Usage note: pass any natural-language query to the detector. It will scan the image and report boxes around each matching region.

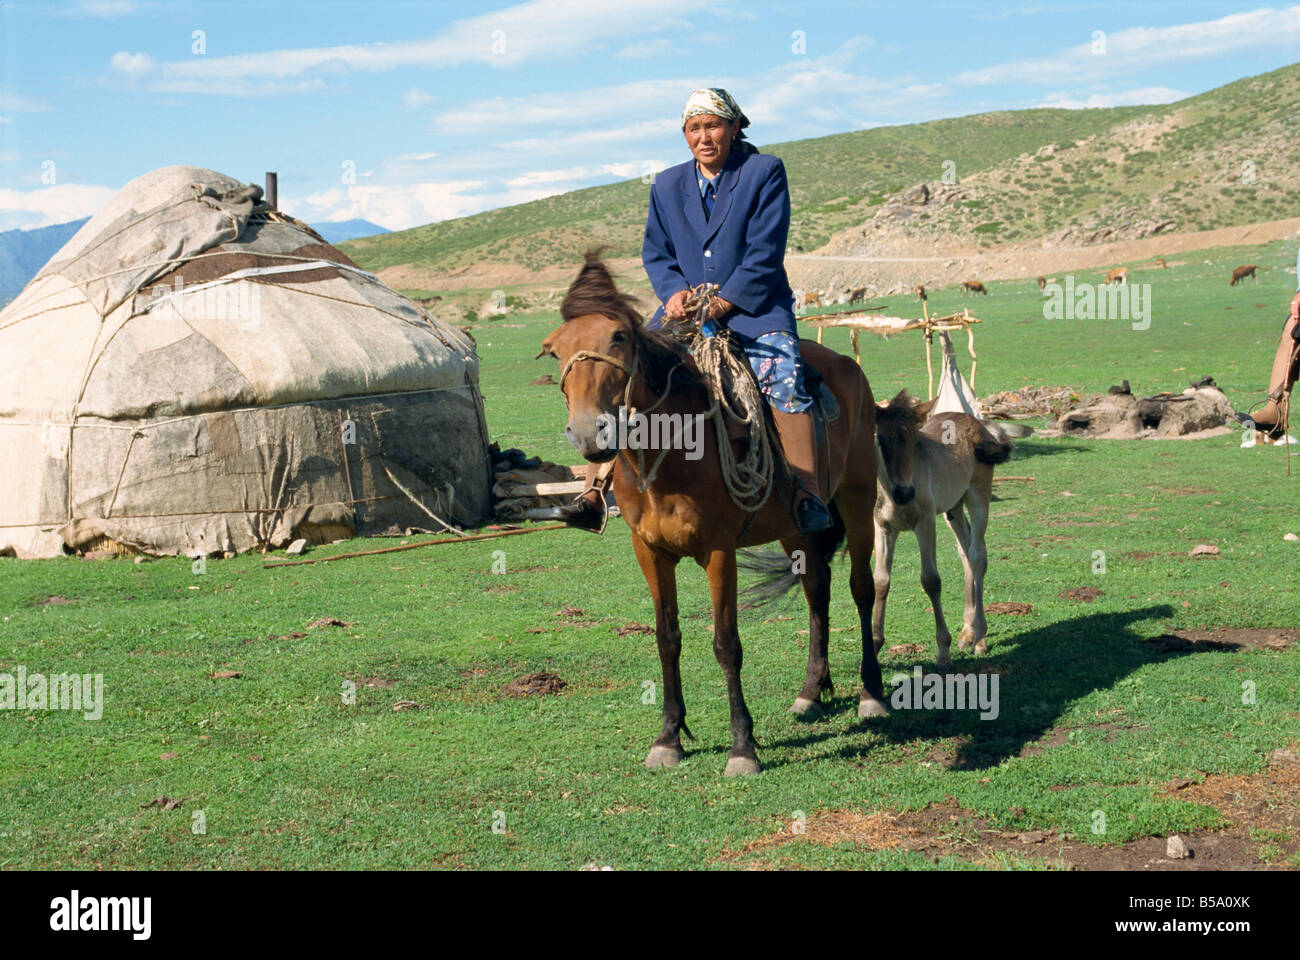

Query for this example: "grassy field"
[2,240,1299,870]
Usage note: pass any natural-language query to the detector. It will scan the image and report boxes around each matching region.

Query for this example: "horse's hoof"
[936,660,952,674]
[645,744,685,769]
[789,697,820,716]
[858,698,888,719]
[973,639,988,656]
[955,638,972,651]
[724,755,761,777]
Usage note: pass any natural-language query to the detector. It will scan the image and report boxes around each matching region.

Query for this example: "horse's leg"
[915,512,954,669]
[630,534,688,768]
[837,485,887,718]
[789,535,833,715]
[963,485,992,656]
[871,518,898,655]
[703,547,759,776]
[944,505,979,652]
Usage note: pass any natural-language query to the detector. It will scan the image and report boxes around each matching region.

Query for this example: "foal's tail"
[737,503,847,604]
[974,422,1014,466]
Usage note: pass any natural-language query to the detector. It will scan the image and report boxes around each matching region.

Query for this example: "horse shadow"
[760,604,1181,772]
[1002,438,1091,462]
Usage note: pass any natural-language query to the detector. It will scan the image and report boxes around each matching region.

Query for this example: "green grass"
[2,242,1298,869]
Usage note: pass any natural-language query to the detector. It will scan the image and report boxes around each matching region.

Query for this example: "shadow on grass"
[1005,439,1091,462]
[759,604,1179,772]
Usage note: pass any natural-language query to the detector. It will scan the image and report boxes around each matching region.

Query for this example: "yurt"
[0,165,492,558]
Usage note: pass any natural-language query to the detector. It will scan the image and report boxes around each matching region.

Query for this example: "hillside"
[340,62,1300,297]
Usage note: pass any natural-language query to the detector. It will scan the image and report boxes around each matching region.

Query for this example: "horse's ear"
[537,329,559,360]
[914,397,938,421]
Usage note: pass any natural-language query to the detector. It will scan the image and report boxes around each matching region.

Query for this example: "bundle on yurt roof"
[0,165,492,558]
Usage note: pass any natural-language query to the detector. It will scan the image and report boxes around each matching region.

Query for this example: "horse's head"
[875,389,935,505]
[539,310,638,462]
[539,250,655,462]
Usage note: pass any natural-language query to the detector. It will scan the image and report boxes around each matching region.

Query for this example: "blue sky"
[1,0,1298,232]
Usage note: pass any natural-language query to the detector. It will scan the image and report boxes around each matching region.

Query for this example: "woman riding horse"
[556,88,833,535]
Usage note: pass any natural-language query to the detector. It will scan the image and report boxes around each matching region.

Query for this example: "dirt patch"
[1142,627,1296,653]
[724,750,1300,869]
[306,617,354,628]
[502,671,567,697]
[530,374,557,386]
[614,623,655,637]
[352,676,397,689]
[1060,587,1104,603]
[36,595,73,606]
[985,601,1034,615]
[1121,551,1157,561]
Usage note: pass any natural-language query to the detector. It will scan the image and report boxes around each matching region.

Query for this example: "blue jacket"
[642,147,797,340]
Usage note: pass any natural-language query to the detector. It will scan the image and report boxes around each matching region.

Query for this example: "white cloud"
[403,88,436,108]
[953,7,1300,87]
[283,180,576,230]
[617,38,676,59]
[1039,86,1188,109]
[396,152,440,162]
[105,0,714,95]
[75,0,139,16]
[0,183,117,231]
[110,51,155,76]
[0,88,48,113]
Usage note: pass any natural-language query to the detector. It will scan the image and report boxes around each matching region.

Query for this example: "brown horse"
[962,280,987,296]
[1105,267,1127,285]
[1154,257,1167,270]
[1231,264,1257,286]
[1036,275,1047,291]
[913,283,927,302]
[538,252,885,776]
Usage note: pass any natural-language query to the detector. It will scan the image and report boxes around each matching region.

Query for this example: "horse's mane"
[561,248,703,395]
[876,389,920,448]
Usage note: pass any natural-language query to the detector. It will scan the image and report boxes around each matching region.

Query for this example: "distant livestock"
[1230,264,1257,286]
[962,280,988,296]
[914,284,927,302]
[1105,267,1127,285]
[1036,276,1046,290]
[848,286,868,305]
[1154,257,1167,269]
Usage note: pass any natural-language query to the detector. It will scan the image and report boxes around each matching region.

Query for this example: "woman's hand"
[664,289,691,321]
[706,295,734,323]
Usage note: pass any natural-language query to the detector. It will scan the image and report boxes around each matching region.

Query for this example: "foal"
[872,391,1011,668]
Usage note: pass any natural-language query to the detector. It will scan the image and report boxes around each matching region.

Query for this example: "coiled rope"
[677,284,777,512]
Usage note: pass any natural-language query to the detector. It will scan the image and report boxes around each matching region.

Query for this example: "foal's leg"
[914,512,954,669]
[963,485,992,655]
[871,519,899,655]
[788,536,834,715]
[704,547,760,776]
[944,505,980,652]
[631,535,688,768]
[836,485,888,718]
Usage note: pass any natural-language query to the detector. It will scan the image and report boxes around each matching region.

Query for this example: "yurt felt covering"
[0,166,492,557]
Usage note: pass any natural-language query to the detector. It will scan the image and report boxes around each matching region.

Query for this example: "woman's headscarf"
[681,88,757,153]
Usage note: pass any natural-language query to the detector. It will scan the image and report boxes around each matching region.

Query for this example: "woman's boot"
[771,409,832,534]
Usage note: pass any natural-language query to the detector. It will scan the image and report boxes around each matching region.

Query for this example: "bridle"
[557,339,688,493]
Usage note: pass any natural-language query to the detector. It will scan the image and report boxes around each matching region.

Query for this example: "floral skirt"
[740,330,814,414]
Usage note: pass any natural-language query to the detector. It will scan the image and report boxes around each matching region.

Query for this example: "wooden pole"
[265,172,278,210]
[263,524,569,568]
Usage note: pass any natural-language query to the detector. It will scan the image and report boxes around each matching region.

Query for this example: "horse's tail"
[974,422,1014,465]
[737,503,846,605]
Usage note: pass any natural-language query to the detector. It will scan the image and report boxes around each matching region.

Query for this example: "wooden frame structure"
[801,303,983,400]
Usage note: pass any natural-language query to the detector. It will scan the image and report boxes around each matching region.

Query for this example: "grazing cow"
[962,280,987,296]
[1154,257,1167,269]
[1105,267,1127,285]
[800,290,821,310]
[1230,264,1257,286]
[914,284,927,302]
[1036,276,1047,290]
[848,286,868,305]
[872,392,1012,664]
